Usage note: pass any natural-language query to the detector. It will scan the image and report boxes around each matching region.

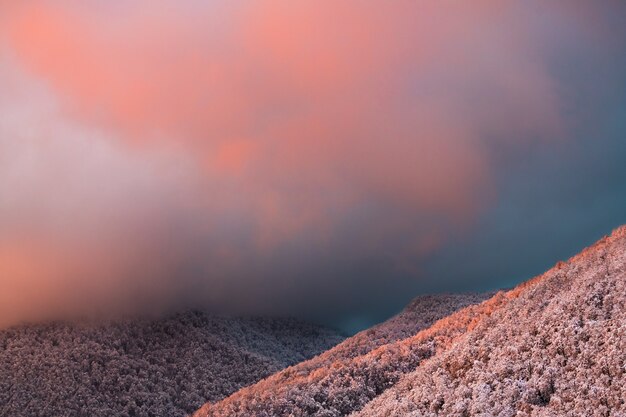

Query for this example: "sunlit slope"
[355,226,626,416]
[195,226,626,417]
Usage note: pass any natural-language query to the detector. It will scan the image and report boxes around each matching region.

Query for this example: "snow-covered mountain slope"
[354,226,626,417]
[193,293,490,417]
[194,226,626,417]
[0,312,343,417]
[318,293,491,364]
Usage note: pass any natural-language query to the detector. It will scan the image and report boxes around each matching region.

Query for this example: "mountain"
[354,226,626,416]
[193,293,490,416]
[194,225,626,417]
[307,293,491,364]
[0,312,344,417]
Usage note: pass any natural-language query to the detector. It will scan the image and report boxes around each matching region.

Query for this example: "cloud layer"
[1,1,625,329]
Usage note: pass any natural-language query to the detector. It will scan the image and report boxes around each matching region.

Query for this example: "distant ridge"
[194,225,626,417]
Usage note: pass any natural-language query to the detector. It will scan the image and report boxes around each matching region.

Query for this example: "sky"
[1,1,625,332]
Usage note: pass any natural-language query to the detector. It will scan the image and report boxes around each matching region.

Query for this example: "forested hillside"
[0,312,343,417]
[193,292,490,416]
[195,226,626,417]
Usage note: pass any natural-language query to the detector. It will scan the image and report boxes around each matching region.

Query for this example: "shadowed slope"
[0,312,343,417]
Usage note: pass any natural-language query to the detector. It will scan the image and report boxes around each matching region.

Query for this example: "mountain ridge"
[194,225,626,417]
[353,224,626,416]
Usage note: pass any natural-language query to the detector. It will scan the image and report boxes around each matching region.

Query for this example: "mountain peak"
[610,223,626,239]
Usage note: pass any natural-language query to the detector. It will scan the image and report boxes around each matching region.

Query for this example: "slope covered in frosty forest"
[195,226,626,417]
[0,312,343,417]
[193,293,490,416]
[354,226,626,417]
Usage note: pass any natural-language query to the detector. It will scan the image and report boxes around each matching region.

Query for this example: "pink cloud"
[0,1,588,325]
